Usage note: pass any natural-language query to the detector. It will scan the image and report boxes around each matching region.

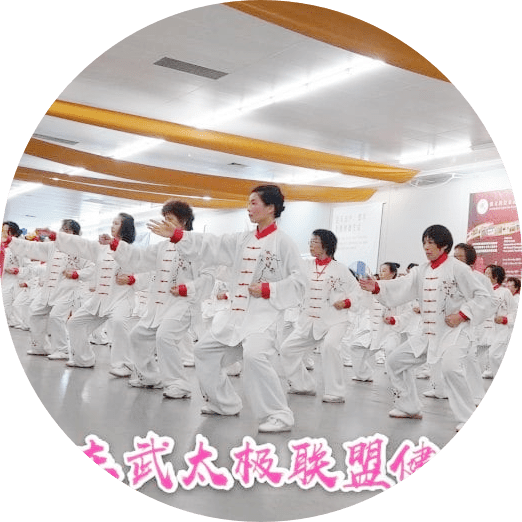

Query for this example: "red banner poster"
[467,189,521,276]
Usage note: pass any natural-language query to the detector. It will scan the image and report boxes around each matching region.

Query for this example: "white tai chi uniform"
[112,238,213,393]
[55,232,141,369]
[1,244,29,327]
[280,257,362,399]
[172,224,306,426]
[374,255,494,425]
[8,237,94,357]
[487,283,516,376]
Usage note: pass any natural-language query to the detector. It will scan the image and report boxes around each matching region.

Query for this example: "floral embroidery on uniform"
[257,250,280,281]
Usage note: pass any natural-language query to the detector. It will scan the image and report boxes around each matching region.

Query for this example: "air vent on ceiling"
[154,57,228,80]
[409,173,458,188]
[33,133,79,146]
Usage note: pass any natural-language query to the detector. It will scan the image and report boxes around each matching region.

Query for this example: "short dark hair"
[251,185,285,218]
[61,219,81,235]
[381,262,400,279]
[422,225,453,253]
[312,229,337,258]
[454,243,477,266]
[506,276,521,293]
[161,200,194,231]
[118,213,136,244]
[486,264,506,285]
[407,263,418,271]
[3,221,22,237]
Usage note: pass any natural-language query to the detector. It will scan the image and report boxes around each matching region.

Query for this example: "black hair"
[61,219,81,235]
[486,264,506,285]
[422,224,453,253]
[118,213,136,244]
[506,276,521,293]
[407,263,418,271]
[312,229,337,258]
[454,242,477,266]
[3,221,22,237]
[251,185,285,218]
[381,262,400,279]
[161,199,195,231]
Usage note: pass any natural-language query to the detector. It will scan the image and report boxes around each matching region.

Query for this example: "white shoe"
[456,422,465,432]
[163,387,191,399]
[352,377,373,382]
[48,351,69,360]
[389,408,423,419]
[343,360,353,367]
[200,405,239,416]
[482,370,494,379]
[27,349,51,356]
[423,390,448,399]
[128,378,162,389]
[416,371,430,379]
[109,366,132,378]
[226,361,242,376]
[322,395,345,403]
[65,360,94,368]
[258,417,292,433]
[287,386,316,396]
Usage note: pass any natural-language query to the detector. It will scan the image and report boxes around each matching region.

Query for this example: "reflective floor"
[8,327,489,521]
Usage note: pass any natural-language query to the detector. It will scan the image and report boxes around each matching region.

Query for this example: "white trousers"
[387,332,476,423]
[67,300,133,368]
[130,311,192,392]
[350,345,374,381]
[29,301,74,355]
[280,322,348,398]
[489,337,510,376]
[194,323,294,425]
[464,343,486,403]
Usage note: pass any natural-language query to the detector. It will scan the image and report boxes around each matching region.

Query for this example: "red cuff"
[343,299,351,309]
[127,275,136,286]
[170,229,184,243]
[178,284,187,297]
[49,232,57,241]
[458,311,469,321]
[71,271,79,280]
[372,282,380,294]
[502,316,508,325]
[110,237,120,251]
[388,317,396,325]
[12,267,19,275]
[261,282,270,299]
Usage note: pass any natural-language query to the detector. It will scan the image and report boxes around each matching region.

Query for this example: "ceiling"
[5,1,504,234]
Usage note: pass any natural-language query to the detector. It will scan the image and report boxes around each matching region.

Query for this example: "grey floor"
[9,327,490,521]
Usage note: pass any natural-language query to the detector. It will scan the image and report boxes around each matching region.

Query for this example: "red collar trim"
[431,252,448,269]
[493,284,501,290]
[255,222,277,240]
[315,257,332,267]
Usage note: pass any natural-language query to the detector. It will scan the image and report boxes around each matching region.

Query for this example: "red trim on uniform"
[315,257,332,266]
[502,316,508,325]
[71,271,79,280]
[343,299,351,309]
[127,275,136,286]
[458,311,470,321]
[49,232,57,241]
[372,282,380,294]
[261,282,271,299]
[178,284,187,297]
[387,316,396,325]
[430,252,448,269]
[110,237,120,251]
[12,267,19,275]
[170,228,184,243]
[255,222,277,240]
[493,284,500,290]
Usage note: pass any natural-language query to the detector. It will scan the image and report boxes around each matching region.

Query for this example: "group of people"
[1,184,519,433]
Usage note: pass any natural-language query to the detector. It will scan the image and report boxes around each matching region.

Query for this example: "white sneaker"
[258,417,292,433]
[389,408,423,419]
[27,349,51,356]
[287,386,316,396]
[482,370,494,379]
[48,351,69,360]
[322,395,345,403]
[423,390,448,399]
[226,361,242,376]
[128,378,162,389]
[163,387,191,399]
[109,366,132,378]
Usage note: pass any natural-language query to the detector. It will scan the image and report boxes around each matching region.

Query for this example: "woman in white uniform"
[148,185,306,433]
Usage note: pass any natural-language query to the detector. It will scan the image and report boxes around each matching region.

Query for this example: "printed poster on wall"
[331,202,383,275]
[467,189,521,276]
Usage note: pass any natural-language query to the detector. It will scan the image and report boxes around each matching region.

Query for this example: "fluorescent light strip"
[399,144,472,164]
[8,182,43,198]
[110,137,165,160]
[193,57,386,128]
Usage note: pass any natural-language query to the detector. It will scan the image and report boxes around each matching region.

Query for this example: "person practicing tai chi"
[279,229,362,403]
[360,224,494,432]
[148,185,306,433]
[110,199,213,398]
